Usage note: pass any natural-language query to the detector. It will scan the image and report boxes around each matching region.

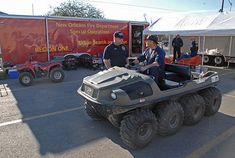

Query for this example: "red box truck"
[0,15,148,65]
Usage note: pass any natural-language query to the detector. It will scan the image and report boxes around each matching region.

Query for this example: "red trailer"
[0,15,148,65]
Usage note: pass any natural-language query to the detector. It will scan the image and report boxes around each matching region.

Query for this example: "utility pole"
[228,0,232,11]
[32,3,34,15]
[143,13,147,22]
[219,0,225,12]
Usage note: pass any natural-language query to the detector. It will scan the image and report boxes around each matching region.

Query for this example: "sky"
[0,0,234,22]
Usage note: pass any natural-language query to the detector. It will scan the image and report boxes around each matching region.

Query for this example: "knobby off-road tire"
[50,67,65,83]
[108,115,121,128]
[85,100,104,120]
[179,93,205,125]
[120,109,157,149]
[199,87,222,116]
[155,101,184,136]
[19,72,33,86]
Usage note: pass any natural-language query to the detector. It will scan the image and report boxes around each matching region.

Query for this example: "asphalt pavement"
[0,66,235,158]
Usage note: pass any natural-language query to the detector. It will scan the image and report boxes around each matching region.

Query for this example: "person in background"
[172,34,183,61]
[133,35,165,84]
[103,31,129,69]
[190,39,198,57]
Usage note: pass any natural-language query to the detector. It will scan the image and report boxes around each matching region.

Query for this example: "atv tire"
[179,93,205,125]
[199,87,222,116]
[108,115,121,128]
[85,100,104,120]
[50,67,64,83]
[120,109,157,149]
[19,72,33,86]
[155,101,184,136]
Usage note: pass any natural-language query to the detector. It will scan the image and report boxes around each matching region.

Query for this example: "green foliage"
[47,0,104,19]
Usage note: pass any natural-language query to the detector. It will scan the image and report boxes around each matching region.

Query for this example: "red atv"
[16,59,65,86]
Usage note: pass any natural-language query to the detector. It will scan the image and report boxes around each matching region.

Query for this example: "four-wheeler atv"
[78,63,221,149]
[16,60,64,86]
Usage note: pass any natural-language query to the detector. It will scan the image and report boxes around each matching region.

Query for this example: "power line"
[85,0,184,12]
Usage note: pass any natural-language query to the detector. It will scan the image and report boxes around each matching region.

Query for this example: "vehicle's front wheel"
[120,109,157,149]
[179,93,205,125]
[203,55,211,65]
[199,87,222,116]
[19,72,33,86]
[50,67,64,82]
[85,100,104,120]
[155,101,184,136]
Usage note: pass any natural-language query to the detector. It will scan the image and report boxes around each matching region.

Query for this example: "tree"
[47,0,104,19]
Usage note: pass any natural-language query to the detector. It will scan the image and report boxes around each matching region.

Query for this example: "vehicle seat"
[38,62,52,67]
[165,64,192,82]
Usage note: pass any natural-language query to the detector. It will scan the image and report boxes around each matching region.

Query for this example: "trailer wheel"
[85,100,104,120]
[120,109,157,149]
[213,56,225,66]
[50,67,64,82]
[199,87,222,116]
[155,101,184,136]
[203,55,211,65]
[179,93,205,125]
[19,72,33,86]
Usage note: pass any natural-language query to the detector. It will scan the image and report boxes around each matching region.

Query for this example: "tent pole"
[168,35,171,56]
[198,36,200,51]
[227,36,233,67]
[202,36,205,52]
[202,36,206,66]
[229,36,232,56]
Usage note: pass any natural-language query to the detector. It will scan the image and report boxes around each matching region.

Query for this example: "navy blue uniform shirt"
[103,43,128,67]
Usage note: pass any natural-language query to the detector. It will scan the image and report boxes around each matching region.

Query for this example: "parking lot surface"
[0,67,235,158]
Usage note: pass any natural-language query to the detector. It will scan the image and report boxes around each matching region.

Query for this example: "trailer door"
[130,24,145,56]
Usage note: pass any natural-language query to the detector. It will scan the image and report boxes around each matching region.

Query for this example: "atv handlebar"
[127,62,142,72]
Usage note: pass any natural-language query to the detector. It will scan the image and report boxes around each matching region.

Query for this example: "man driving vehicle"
[133,35,166,84]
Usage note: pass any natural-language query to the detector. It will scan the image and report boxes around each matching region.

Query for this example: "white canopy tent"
[143,12,235,65]
[144,12,235,36]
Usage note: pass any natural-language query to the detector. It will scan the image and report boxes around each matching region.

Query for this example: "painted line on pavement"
[220,71,234,76]
[186,125,235,158]
[2,79,83,93]
[0,106,84,128]
[223,94,235,99]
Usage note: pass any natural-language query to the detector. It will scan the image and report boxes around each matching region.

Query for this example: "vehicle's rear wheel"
[155,101,184,136]
[179,93,205,125]
[85,100,104,120]
[199,87,222,116]
[50,67,64,82]
[213,56,225,66]
[120,109,157,149]
[19,72,33,86]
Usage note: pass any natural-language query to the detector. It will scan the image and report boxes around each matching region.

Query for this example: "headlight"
[110,92,117,100]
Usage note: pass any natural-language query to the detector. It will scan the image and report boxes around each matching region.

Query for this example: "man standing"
[133,35,165,84]
[103,31,129,69]
[190,39,198,57]
[172,34,183,61]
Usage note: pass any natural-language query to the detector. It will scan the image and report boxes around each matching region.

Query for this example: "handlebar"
[127,62,142,72]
